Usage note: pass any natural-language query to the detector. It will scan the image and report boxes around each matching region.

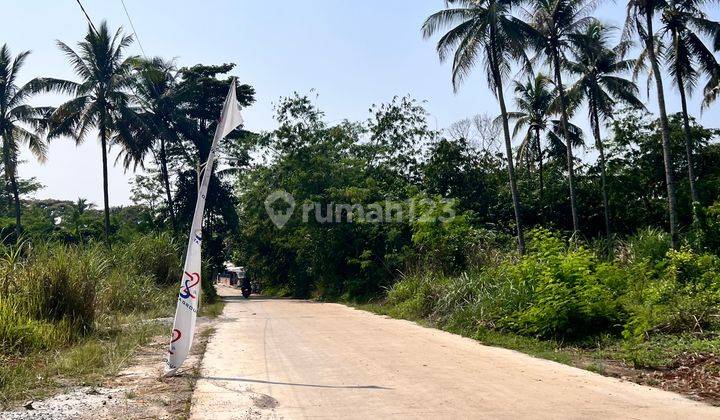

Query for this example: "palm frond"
[12,126,47,162]
[422,8,476,40]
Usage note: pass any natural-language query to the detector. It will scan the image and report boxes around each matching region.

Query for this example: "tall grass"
[0,234,181,354]
[383,227,720,343]
[0,297,71,353]
[114,232,181,286]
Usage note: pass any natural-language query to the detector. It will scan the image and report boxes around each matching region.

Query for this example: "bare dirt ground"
[574,351,720,404]
[1,318,216,420]
[190,286,720,419]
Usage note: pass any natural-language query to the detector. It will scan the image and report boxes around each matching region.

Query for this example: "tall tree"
[170,64,254,273]
[527,0,596,235]
[173,64,255,168]
[422,0,532,254]
[625,0,680,247]
[0,45,51,240]
[506,74,556,200]
[41,22,140,241]
[125,57,186,231]
[659,0,720,207]
[566,22,644,236]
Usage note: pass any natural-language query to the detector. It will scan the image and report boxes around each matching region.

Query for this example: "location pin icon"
[264,190,296,229]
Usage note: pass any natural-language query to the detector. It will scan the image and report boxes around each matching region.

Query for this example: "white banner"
[164,79,243,376]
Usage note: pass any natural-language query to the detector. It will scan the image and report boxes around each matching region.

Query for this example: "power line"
[74,0,99,36]
[120,0,147,58]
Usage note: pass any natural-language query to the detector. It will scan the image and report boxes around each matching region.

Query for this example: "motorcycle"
[240,276,252,299]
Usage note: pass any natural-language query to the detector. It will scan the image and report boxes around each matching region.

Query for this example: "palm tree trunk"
[646,10,679,248]
[489,30,525,254]
[2,136,21,240]
[535,126,544,201]
[591,99,611,237]
[159,136,177,231]
[672,31,699,208]
[678,79,699,205]
[498,84,526,255]
[10,170,21,240]
[525,143,532,188]
[552,50,580,234]
[99,116,111,242]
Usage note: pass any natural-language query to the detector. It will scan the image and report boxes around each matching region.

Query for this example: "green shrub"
[620,227,671,265]
[21,245,107,335]
[386,229,630,339]
[623,247,720,339]
[0,297,71,353]
[116,233,181,285]
[500,229,627,338]
[410,196,476,274]
[386,272,447,319]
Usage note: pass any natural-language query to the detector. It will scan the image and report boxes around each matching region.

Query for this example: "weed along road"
[189,286,719,419]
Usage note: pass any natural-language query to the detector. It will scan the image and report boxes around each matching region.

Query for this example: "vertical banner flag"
[164,79,244,376]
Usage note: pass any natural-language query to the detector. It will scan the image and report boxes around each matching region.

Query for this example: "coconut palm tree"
[566,22,644,236]
[659,0,720,207]
[506,74,555,199]
[40,22,140,241]
[122,57,190,231]
[0,45,51,240]
[625,0,680,248]
[422,0,532,254]
[526,0,597,235]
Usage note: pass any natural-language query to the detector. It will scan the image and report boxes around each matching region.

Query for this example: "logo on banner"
[168,328,182,354]
[179,271,200,300]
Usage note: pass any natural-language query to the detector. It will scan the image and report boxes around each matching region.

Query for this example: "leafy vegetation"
[3,0,720,405]
[0,233,203,407]
[381,227,720,338]
[234,92,720,396]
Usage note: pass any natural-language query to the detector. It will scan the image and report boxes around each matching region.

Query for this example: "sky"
[3,0,719,206]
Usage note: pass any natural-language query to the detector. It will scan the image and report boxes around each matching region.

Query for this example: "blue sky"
[4,0,719,205]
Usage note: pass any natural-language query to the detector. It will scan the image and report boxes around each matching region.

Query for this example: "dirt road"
[189,286,719,419]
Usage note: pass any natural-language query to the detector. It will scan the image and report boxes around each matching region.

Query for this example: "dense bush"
[0,297,71,353]
[0,234,181,354]
[623,247,720,339]
[410,196,476,274]
[235,97,720,303]
[384,227,720,342]
[115,232,181,286]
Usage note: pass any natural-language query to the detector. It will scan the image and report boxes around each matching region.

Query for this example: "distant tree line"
[423,0,720,251]
[0,21,255,273]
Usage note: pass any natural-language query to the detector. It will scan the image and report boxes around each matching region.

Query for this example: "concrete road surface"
[189,286,720,419]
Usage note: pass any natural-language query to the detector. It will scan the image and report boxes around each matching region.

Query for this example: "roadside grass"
[199,301,224,318]
[0,313,166,408]
[0,233,232,412]
[594,333,720,369]
[1,296,222,409]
